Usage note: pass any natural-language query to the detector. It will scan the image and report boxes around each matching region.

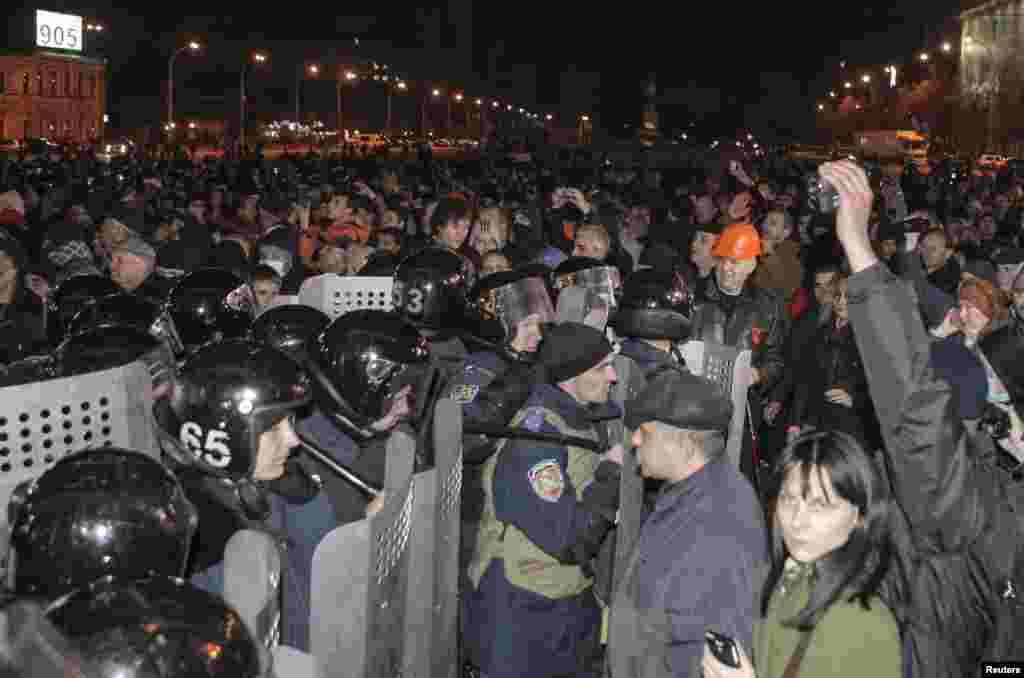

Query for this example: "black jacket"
[689,277,788,395]
[849,263,1024,676]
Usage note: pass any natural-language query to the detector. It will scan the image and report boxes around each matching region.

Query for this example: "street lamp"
[432,88,441,97]
[546,113,553,121]
[844,81,852,89]
[818,103,825,111]
[919,53,930,62]
[240,51,268,152]
[168,41,202,135]
[296,63,319,124]
[86,23,104,32]
[861,74,871,83]
[942,42,952,53]
[829,90,836,98]
[345,71,357,81]
[386,80,408,132]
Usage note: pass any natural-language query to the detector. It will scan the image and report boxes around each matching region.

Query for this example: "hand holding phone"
[705,631,741,669]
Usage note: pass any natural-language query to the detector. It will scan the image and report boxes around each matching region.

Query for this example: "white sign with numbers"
[36,10,83,52]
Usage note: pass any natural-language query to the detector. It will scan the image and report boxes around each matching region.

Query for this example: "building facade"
[958,0,1024,151]
[0,48,106,142]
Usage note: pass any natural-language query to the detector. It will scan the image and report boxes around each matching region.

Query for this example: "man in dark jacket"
[822,159,1024,677]
[689,222,787,481]
[608,369,767,678]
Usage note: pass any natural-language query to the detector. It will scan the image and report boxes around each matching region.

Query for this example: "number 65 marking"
[180,422,232,468]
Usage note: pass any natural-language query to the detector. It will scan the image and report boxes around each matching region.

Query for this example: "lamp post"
[337,70,357,145]
[240,51,268,154]
[168,41,201,137]
[385,80,407,133]
[297,63,319,124]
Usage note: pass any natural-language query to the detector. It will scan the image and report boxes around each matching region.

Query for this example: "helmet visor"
[495,277,555,335]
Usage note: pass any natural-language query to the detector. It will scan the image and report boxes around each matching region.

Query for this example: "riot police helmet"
[610,269,693,341]
[164,268,254,355]
[392,247,470,336]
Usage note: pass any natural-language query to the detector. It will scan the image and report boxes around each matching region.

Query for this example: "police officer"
[298,309,430,523]
[392,246,472,380]
[154,338,331,651]
[456,265,556,576]
[163,268,255,356]
[689,221,787,481]
[464,322,623,678]
[7,447,198,601]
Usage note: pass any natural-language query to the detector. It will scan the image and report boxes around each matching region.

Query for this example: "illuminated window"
[49,72,57,97]
[22,73,29,95]
[0,72,5,94]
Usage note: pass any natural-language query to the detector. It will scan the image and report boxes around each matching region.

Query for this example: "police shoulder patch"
[450,383,480,404]
[528,458,565,503]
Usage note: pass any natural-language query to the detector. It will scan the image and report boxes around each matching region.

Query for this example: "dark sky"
[8,0,963,140]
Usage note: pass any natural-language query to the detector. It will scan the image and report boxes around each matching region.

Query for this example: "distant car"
[97,139,134,162]
[0,138,20,153]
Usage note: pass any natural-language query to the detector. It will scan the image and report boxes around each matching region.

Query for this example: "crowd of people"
[0,139,1020,677]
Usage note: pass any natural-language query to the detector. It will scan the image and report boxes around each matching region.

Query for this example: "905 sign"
[36,10,83,52]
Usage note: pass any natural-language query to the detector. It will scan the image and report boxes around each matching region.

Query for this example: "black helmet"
[310,310,429,438]
[46,275,120,343]
[66,292,182,353]
[157,339,310,479]
[250,305,330,363]
[611,269,693,341]
[464,264,553,354]
[0,354,56,387]
[53,324,176,394]
[392,247,470,335]
[8,448,198,599]
[165,268,254,354]
[45,576,264,678]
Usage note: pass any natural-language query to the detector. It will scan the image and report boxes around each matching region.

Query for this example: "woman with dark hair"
[703,430,906,678]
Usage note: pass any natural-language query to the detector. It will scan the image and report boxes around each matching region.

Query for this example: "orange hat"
[712,222,761,259]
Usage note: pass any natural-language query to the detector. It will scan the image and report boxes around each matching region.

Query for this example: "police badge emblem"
[528,458,565,502]
[450,383,480,404]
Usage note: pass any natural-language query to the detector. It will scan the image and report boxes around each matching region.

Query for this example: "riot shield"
[309,427,416,678]
[403,397,463,678]
[298,274,394,320]
[223,529,282,653]
[680,341,753,469]
[0,360,158,581]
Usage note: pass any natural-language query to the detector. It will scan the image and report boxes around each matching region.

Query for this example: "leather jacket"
[689,276,788,394]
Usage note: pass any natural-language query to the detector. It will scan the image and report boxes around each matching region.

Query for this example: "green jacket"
[754,562,901,678]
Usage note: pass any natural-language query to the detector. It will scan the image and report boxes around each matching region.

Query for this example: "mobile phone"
[705,630,741,669]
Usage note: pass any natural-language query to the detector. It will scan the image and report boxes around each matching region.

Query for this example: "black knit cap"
[625,369,732,432]
[538,321,612,384]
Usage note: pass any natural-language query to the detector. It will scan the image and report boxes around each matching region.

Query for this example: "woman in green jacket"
[704,430,908,678]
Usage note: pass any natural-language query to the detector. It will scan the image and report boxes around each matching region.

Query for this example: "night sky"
[7,1,963,141]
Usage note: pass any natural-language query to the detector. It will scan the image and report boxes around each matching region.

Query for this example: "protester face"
[693,195,717,225]
[474,209,508,255]
[573,234,607,260]
[690,231,718,267]
[833,278,849,322]
[252,279,280,308]
[318,244,348,274]
[921,232,949,271]
[959,297,991,335]
[377,232,401,256]
[510,314,543,354]
[777,464,861,563]
[381,210,401,228]
[253,416,299,481]
[347,245,372,275]
[0,253,17,296]
[480,252,512,276]
[570,353,617,404]
[760,211,790,252]
[189,201,207,223]
[631,421,681,480]
[715,256,757,293]
[813,271,838,307]
[110,251,151,292]
[438,217,471,251]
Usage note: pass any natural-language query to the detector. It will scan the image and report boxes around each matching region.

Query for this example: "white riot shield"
[0,361,157,581]
[609,354,644,597]
[223,529,283,652]
[310,428,416,678]
[298,274,393,320]
[403,398,463,678]
[681,340,753,469]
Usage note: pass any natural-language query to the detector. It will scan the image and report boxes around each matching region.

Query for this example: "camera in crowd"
[980,401,1012,441]
[806,173,840,215]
